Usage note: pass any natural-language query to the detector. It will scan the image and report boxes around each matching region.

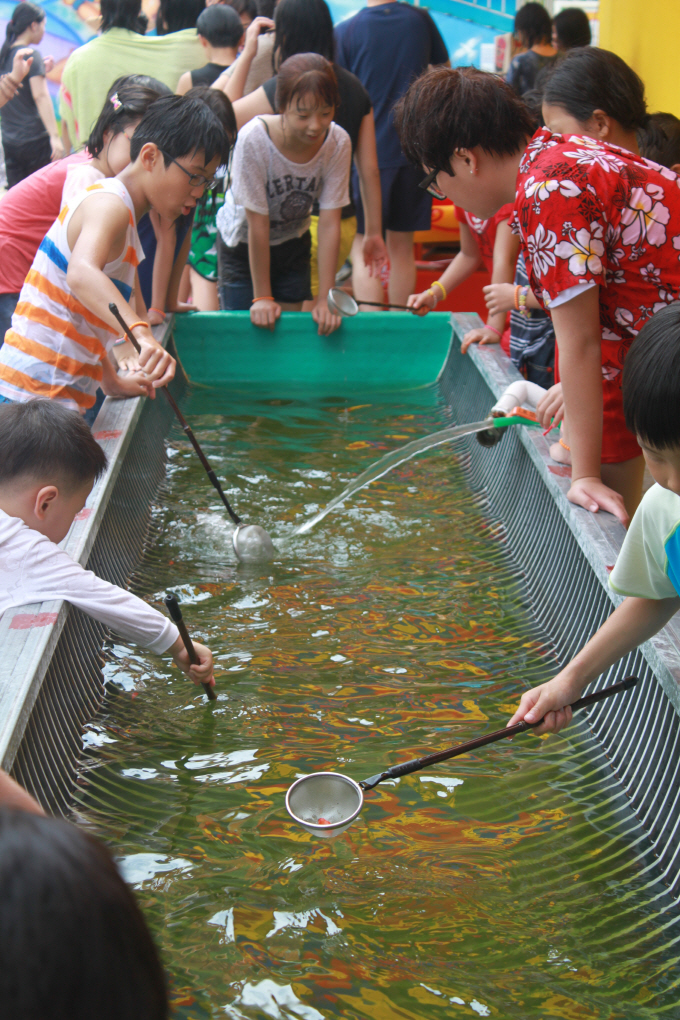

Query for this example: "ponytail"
[0,2,45,67]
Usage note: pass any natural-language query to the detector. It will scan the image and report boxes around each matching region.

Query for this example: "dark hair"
[225,0,257,22]
[184,85,237,148]
[276,52,339,113]
[553,7,591,49]
[543,47,647,132]
[100,0,143,33]
[0,400,107,490]
[514,2,552,47]
[87,75,172,158]
[256,0,275,17]
[638,112,680,170]
[197,3,243,46]
[274,0,334,65]
[130,94,233,166]
[157,0,205,34]
[0,2,44,65]
[0,810,168,1020]
[394,66,536,177]
[623,303,680,449]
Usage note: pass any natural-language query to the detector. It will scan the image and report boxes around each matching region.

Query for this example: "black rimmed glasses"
[164,154,218,190]
[419,166,447,201]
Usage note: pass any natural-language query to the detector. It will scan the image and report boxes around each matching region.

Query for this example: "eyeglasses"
[419,166,447,201]
[164,154,218,190]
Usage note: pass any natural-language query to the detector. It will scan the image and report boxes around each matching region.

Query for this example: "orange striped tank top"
[0,178,144,412]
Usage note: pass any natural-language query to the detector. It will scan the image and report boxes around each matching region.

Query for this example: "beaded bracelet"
[431,279,447,301]
[518,285,531,319]
[484,323,502,338]
[514,285,521,310]
[128,320,149,331]
[149,307,165,318]
[252,296,275,304]
[559,438,571,452]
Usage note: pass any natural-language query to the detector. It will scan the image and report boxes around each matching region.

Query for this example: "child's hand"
[362,233,388,277]
[406,289,437,316]
[461,325,501,354]
[242,16,274,57]
[111,340,141,371]
[11,47,34,82]
[250,298,281,331]
[170,636,215,689]
[148,307,165,326]
[506,671,585,735]
[102,368,154,400]
[484,282,515,316]
[311,296,342,336]
[136,331,176,388]
[536,382,564,428]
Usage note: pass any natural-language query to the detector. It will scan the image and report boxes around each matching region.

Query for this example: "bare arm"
[353,111,387,276]
[30,75,64,160]
[508,596,680,734]
[312,207,343,336]
[215,18,274,104]
[232,85,273,132]
[66,193,175,387]
[149,212,177,322]
[176,70,192,96]
[166,217,194,312]
[546,285,628,525]
[408,218,482,316]
[246,208,279,330]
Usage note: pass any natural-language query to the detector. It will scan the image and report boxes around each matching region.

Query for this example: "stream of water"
[75,388,680,1019]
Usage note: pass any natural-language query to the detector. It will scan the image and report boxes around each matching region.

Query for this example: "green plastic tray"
[171,311,453,394]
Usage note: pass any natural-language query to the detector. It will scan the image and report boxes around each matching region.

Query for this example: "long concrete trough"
[2,311,680,898]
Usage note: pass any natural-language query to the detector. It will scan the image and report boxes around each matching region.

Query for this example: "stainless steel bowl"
[327,288,359,317]
[232,524,276,564]
[285,772,364,838]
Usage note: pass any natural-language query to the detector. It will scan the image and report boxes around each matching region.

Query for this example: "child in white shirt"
[0,399,214,691]
[508,303,680,734]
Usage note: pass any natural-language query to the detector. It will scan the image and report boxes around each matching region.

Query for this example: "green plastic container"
[171,311,453,394]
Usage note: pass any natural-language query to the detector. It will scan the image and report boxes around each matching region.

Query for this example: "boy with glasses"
[0,95,230,415]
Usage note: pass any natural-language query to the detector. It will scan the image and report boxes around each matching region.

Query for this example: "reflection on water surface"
[77,389,679,1018]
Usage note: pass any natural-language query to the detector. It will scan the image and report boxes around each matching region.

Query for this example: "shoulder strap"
[257,116,271,138]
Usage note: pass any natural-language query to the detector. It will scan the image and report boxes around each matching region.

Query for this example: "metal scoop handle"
[164,593,217,700]
[359,675,639,791]
[108,303,241,525]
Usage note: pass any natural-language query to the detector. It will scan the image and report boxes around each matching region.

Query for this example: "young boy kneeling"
[509,303,680,735]
[0,400,214,692]
[0,95,231,415]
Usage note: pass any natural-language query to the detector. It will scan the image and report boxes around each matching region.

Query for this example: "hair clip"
[110,92,122,111]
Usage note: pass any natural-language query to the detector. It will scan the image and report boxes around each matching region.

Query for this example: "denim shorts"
[217,231,312,310]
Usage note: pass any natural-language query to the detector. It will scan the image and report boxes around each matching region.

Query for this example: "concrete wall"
[599,0,680,118]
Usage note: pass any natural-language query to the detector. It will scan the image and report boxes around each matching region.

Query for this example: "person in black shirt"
[0,2,63,188]
[506,2,556,98]
[177,4,244,93]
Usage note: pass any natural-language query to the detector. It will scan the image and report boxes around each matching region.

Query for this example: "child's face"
[283,96,335,146]
[36,480,94,545]
[150,148,221,221]
[638,440,680,496]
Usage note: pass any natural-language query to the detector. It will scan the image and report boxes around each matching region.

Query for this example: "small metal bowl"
[327,288,359,317]
[285,772,364,838]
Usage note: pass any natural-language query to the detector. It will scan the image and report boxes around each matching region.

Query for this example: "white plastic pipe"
[491,380,546,416]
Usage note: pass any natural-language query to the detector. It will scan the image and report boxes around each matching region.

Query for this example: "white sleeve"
[317,126,351,210]
[231,125,270,215]
[10,533,179,654]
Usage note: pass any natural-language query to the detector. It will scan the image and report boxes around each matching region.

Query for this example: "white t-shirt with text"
[218,117,351,248]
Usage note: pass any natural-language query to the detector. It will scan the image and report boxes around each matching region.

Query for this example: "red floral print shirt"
[513,127,680,462]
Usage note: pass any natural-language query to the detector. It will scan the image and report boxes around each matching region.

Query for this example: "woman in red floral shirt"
[395,62,680,526]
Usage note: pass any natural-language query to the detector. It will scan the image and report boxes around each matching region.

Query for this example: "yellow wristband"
[431,279,447,301]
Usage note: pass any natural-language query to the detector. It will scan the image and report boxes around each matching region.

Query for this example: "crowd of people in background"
[1,0,680,1014]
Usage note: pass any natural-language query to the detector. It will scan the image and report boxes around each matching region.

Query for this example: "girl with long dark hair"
[0,2,63,186]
